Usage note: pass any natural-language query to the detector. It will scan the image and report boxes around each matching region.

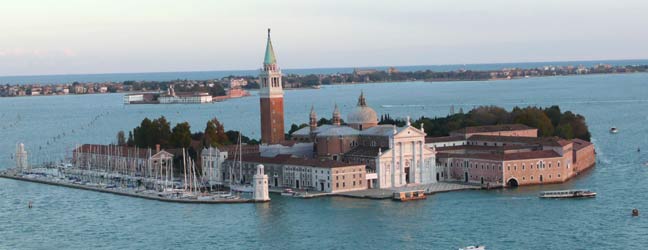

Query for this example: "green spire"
[264,28,277,65]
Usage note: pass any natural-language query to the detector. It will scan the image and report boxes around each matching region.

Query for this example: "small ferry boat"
[392,190,427,201]
[281,188,295,196]
[459,246,486,250]
[539,189,596,198]
[610,127,618,134]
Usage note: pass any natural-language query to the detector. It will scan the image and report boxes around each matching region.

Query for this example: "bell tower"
[259,28,285,144]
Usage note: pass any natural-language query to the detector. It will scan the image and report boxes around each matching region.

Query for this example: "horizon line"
[1,58,647,79]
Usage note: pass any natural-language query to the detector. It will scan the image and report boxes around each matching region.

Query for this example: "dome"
[346,92,378,126]
[347,106,378,124]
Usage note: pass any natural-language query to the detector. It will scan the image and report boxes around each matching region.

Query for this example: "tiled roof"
[437,150,561,161]
[454,124,535,134]
[316,126,360,137]
[230,154,362,169]
[425,135,465,143]
[572,138,593,151]
[467,135,570,147]
[74,144,161,159]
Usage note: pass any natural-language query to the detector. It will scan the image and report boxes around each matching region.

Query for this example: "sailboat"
[229,132,254,193]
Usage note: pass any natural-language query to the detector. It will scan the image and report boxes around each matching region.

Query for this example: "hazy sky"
[1,0,647,76]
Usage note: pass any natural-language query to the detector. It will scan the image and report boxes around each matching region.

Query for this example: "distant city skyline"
[1,0,647,76]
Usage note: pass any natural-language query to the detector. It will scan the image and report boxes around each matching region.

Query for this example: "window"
[336,183,339,188]
[343,183,345,187]
[558,162,561,168]
[353,181,356,186]
[521,164,524,170]
[531,176,534,180]
[360,180,363,185]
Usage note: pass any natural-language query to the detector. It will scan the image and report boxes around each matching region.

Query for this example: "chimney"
[155,144,160,153]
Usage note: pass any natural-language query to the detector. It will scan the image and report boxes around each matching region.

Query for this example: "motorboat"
[392,190,427,201]
[610,127,618,134]
[539,189,596,198]
[281,188,295,196]
[459,246,486,250]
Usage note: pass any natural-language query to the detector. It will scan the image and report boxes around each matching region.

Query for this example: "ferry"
[392,190,427,201]
[610,127,618,134]
[539,189,596,198]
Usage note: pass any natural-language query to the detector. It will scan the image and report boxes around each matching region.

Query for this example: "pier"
[0,169,263,204]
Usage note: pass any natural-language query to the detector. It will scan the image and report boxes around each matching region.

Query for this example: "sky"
[1,0,647,76]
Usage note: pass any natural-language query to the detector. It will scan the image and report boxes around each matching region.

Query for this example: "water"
[2,59,648,85]
[1,73,648,249]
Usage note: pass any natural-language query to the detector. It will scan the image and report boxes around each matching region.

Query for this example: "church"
[219,29,439,192]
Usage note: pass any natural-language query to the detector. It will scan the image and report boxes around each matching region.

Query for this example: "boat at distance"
[610,127,618,134]
[392,190,426,201]
[459,246,486,250]
[539,189,596,198]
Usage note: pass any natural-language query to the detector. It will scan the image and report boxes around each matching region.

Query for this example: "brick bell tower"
[259,28,285,144]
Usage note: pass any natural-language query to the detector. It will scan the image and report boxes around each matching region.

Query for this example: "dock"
[334,182,480,199]
[0,170,262,204]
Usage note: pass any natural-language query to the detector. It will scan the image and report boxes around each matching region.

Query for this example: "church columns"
[411,141,416,184]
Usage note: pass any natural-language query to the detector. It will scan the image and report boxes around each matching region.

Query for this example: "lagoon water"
[1,73,648,249]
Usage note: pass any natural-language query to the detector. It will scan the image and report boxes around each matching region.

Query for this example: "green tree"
[116,131,126,146]
[170,122,192,148]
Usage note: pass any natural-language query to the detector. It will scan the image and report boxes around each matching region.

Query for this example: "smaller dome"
[346,92,378,126]
[347,106,378,125]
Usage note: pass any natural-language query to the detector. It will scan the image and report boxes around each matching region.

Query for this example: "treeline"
[280,70,492,87]
[379,105,591,141]
[116,116,259,150]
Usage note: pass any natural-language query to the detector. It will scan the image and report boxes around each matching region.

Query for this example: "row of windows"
[507,161,561,171]
[335,180,363,188]
[520,173,561,181]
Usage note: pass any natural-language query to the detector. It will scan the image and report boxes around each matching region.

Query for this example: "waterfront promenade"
[336,182,480,199]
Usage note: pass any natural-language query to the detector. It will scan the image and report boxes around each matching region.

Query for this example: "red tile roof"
[437,150,562,161]
[425,135,465,143]
[454,124,535,134]
[572,138,593,151]
[467,135,570,147]
[230,154,363,169]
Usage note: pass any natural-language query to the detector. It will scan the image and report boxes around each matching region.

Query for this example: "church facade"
[291,93,438,189]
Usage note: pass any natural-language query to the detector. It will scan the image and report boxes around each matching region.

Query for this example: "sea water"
[1,73,648,249]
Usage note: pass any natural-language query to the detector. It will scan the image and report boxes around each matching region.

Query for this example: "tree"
[170,122,192,148]
[127,131,134,146]
[116,131,126,146]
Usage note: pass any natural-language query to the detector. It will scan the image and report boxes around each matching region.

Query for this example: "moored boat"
[539,189,596,198]
[281,188,295,196]
[392,190,426,201]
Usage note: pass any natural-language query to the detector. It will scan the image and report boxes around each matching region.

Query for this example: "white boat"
[459,246,485,250]
[610,127,618,134]
[539,189,596,198]
[281,188,295,196]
